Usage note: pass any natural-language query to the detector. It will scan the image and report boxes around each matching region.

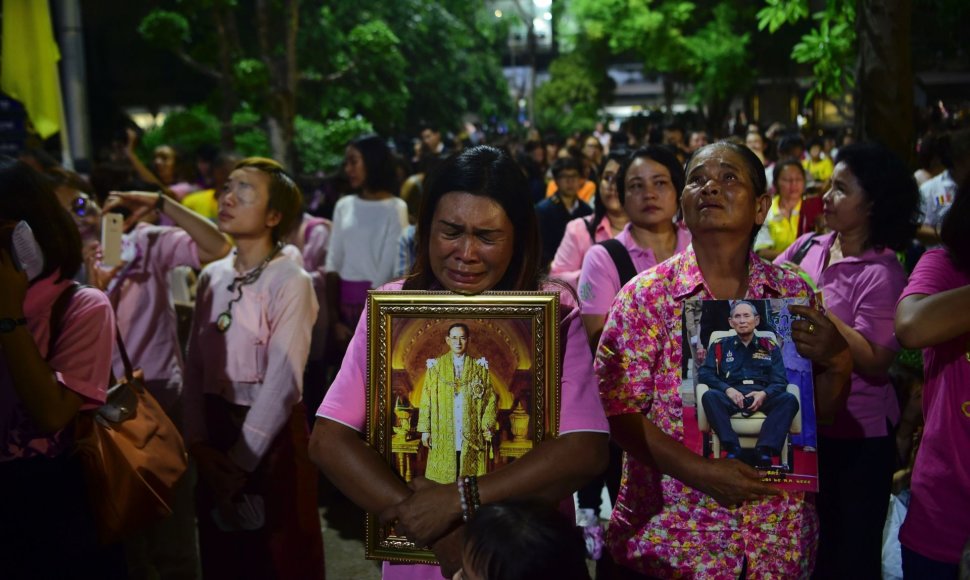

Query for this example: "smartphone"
[101,213,124,267]
[10,221,44,281]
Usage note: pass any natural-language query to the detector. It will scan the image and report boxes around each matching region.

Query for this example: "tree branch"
[172,47,223,81]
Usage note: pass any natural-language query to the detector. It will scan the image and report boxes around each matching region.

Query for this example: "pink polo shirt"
[897,249,970,564]
[183,252,318,472]
[318,280,609,580]
[578,224,691,316]
[108,223,200,412]
[776,232,905,437]
[549,215,614,291]
[1,274,114,461]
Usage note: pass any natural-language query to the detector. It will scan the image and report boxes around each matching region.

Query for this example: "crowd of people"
[0,113,968,580]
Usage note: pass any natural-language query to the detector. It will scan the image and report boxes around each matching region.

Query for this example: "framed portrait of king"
[364,291,562,564]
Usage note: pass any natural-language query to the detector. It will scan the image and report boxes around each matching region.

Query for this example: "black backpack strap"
[790,233,821,265]
[599,239,637,287]
[47,283,82,357]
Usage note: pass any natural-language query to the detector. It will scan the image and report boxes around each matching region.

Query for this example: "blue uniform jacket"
[697,334,788,397]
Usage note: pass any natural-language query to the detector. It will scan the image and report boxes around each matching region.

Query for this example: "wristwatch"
[0,317,27,333]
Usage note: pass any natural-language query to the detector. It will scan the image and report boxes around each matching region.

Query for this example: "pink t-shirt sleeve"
[558,307,609,434]
[852,262,907,352]
[316,291,374,432]
[549,218,592,291]
[899,249,955,300]
[143,225,201,271]
[578,244,620,316]
[50,287,115,409]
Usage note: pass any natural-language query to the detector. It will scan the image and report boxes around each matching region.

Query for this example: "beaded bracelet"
[463,475,481,514]
[457,477,472,522]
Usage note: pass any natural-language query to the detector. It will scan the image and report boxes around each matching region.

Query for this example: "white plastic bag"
[881,490,910,580]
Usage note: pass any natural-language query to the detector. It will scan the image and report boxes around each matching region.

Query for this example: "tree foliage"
[535,47,616,136]
[568,0,757,129]
[138,1,513,173]
[757,0,856,104]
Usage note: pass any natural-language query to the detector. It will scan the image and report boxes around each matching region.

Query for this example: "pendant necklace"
[216,242,283,333]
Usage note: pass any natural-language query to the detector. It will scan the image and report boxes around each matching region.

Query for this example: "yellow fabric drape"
[1,0,62,138]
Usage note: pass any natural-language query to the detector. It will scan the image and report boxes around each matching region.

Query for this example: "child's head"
[456,500,590,580]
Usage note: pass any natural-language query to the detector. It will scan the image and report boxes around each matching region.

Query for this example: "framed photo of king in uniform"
[364,290,562,564]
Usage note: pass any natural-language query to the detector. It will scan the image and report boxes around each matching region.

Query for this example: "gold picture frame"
[364,290,562,564]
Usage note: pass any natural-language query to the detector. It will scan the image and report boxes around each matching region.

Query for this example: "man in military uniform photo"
[698,300,799,468]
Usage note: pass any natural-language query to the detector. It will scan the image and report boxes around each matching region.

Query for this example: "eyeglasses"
[71,196,91,217]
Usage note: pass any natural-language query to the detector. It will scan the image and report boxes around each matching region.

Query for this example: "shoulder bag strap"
[47,283,135,384]
[789,233,821,266]
[599,239,637,287]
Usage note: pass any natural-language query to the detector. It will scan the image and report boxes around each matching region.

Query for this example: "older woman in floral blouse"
[595,141,852,578]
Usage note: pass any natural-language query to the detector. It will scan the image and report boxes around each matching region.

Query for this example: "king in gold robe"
[417,352,497,483]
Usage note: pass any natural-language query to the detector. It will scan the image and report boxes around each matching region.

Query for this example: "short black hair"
[447,322,469,336]
[587,148,631,239]
[616,145,685,206]
[0,156,82,281]
[777,133,806,159]
[551,156,582,180]
[835,142,922,252]
[349,134,399,194]
[404,146,541,292]
[685,141,769,248]
[772,158,806,188]
[463,500,590,580]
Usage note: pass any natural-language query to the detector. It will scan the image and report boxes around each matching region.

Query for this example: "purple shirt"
[107,223,200,411]
[1,275,114,461]
[549,215,614,291]
[578,224,691,316]
[183,252,318,472]
[777,232,904,437]
[897,249,970,563]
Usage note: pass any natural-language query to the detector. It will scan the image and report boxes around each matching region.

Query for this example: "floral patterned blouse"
[595,246,819,579]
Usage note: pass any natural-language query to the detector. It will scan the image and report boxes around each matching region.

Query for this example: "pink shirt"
[318,279,609,580]
[549,215,614,291]
[596,247,819,578]
[107,223,200,411]
[897,249,970,563]
[1,275,114,461]
[578,224,691,316]
[777,232,904,437]
[183,252,318,472]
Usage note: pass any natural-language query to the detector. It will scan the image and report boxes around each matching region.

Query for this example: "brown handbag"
[50,284,189,544]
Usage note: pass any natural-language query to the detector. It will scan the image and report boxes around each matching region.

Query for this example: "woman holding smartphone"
[0,157,124,577]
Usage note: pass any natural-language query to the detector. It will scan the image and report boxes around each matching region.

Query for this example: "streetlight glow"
[494,9,503,18]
